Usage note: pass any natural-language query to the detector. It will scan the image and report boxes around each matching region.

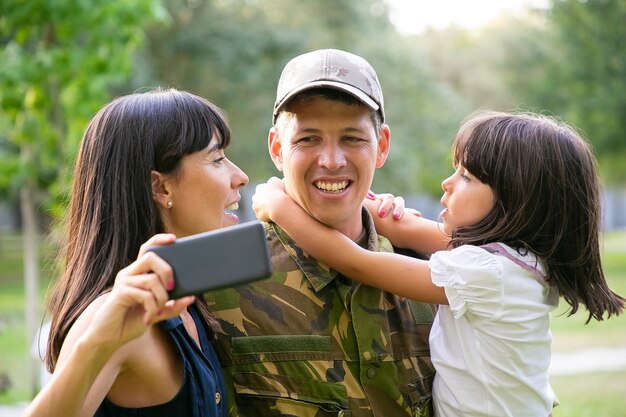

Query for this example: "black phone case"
[147,221,272,298]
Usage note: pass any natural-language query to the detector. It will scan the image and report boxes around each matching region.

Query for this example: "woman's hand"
[252,177,288,222]
[84,234,195,350]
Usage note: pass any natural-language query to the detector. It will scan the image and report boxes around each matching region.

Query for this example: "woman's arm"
[253,178,448,305]
[24,234,194,417]
[364,192,449,255]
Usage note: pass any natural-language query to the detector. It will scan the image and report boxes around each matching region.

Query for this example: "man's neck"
[330,210,367,243]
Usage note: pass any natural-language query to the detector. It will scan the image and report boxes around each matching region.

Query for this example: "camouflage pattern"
[273,48,385,124]
[203,209,435,417]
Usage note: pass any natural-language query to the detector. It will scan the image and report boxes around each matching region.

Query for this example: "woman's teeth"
[225,202,239,211]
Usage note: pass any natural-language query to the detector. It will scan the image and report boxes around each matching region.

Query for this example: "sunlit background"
[387,0,549,34]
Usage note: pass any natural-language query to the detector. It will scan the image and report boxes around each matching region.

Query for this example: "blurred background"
[1,0,625,416]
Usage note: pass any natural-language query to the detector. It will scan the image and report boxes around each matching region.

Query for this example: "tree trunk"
[20,183,40,397]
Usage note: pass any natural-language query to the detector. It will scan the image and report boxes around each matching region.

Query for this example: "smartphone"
[147,221,272,298]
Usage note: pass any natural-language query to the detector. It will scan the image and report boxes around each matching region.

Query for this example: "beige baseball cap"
[273,49,385,124]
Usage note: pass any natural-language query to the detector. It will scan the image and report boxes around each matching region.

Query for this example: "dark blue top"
[95,304,227,416]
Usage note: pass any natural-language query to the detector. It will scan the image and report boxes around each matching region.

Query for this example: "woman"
[24,88,249,417]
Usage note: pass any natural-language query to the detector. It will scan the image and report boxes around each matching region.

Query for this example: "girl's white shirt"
[429,243,559,417]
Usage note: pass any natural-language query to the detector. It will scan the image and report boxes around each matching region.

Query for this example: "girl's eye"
[461,173,470,182]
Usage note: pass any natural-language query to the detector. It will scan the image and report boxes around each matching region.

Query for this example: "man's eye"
[295,136,316,144]
[345,136,365,143]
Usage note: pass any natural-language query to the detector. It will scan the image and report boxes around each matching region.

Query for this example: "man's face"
[269,97,390,240]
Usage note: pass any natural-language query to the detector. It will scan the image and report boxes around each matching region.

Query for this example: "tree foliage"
[130,0,469,196]
[548,0,626,182]
[0,0,168,397]
[0,0,168,212]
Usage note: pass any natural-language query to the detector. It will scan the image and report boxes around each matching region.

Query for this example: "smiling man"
[204,49,436,417]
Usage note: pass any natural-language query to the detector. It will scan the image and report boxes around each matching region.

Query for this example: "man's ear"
[375,124,391,168]
[268,127,284,171]
[151,170,172,209]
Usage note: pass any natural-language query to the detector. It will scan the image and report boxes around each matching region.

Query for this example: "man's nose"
[318,143,347,170]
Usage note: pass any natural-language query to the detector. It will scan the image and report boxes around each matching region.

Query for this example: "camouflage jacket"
[203,210,435,417]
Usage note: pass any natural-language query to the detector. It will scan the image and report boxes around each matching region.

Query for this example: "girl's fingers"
[391,196,406,219]
[407,208,422,217]
[376,193,396,218]
[364,191,417,220]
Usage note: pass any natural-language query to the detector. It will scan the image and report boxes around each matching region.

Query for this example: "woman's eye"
[213,157,226,165]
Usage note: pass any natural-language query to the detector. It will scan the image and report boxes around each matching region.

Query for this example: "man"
[204,49,435,416]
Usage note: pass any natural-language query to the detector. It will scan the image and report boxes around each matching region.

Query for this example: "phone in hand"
[147,221,272,298]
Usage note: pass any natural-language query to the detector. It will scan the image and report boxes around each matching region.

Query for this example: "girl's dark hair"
[449,110,624,323]
[45,88,230,370]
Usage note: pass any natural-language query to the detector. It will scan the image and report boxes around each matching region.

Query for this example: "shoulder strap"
[480,243,544,279]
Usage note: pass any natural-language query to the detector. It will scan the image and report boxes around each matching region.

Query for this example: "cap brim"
[273,80,380,123]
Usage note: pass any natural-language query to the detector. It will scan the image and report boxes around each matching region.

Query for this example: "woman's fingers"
[148,296,196,324]
[124,250,175,295]
[137,233,176,258]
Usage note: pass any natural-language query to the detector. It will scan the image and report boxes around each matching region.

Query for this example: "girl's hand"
[85,234,195,350]
[364,190,421,220]
[252,177,288,222]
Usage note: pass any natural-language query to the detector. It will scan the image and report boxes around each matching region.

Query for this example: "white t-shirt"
[429,243,559,417]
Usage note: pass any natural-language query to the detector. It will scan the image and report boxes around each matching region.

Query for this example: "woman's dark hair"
[449,110,624,323]
[45,88,230,370]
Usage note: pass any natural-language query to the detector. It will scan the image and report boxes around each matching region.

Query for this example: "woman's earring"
[167,201,173,208]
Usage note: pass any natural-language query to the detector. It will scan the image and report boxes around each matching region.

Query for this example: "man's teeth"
[315,180,349,192]
[225,202,239,211]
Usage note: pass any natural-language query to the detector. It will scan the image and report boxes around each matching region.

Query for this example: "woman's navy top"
[95,304,227,416]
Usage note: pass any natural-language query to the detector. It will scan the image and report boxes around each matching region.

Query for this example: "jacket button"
[366,367,377,379]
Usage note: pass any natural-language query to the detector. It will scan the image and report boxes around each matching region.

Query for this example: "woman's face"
[159,138,249,237]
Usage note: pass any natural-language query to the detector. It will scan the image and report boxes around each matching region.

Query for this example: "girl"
[25,88,249,417]
[252,110,625,416]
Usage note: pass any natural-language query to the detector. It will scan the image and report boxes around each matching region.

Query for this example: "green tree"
[133,0,469,198]
[549,0,626,182]
[0,0,167,397]
[497,0,626,183]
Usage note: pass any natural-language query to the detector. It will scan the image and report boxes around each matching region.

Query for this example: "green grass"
[548,231,626,417]
[0,232,55,404]
[551,371,626,417]
[1,231,625,415]
[551,232,626,350]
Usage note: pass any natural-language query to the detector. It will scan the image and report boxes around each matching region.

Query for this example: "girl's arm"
[253,178,448,305]
[364,193,449,255]
[23,234,195,417]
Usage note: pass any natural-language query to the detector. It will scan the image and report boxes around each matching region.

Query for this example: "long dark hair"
[45,88,231,370]
[449,110,624,323]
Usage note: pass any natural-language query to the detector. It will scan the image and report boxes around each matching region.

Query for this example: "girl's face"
[159,138,249,237]
[439,164,495,235]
